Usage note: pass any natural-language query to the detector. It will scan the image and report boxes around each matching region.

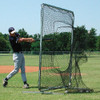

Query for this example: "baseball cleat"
[23,83,29,89]
[3,79,8,87]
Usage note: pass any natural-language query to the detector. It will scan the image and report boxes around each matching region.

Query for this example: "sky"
[0,0,100,35]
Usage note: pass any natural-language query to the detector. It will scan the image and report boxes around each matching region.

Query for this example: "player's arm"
[18,38,35,43]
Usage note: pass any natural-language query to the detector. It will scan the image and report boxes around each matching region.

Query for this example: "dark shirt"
[9,33,22,52]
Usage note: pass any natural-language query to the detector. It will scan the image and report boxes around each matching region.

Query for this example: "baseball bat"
[35,38,52,41]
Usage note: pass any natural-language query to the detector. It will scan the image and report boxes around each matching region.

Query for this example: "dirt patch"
[0,66,86,76]
[0,66,58,74]
[0,66,38,73]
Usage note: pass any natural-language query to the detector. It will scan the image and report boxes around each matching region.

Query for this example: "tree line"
[0,25,100,52]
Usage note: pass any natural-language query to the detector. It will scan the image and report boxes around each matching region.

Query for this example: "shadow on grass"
[29,86,38,89]
[7,85,38,89]
[6,86,100,94]
[7,85,22,88]
[91,88,100,93]
[94,90,100,93]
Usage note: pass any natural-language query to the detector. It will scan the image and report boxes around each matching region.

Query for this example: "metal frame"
[38,4,44,90]
[38,3,74,91]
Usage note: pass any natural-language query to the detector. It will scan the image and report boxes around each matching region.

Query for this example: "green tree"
[42,32,71,51]
[18,28,31,51]
[0,32,3,37]
[87,28,97,51]
[59,32,71,51]
[73,26,88,51]
[3,34,9,40]
[30,33,40,51]
[0,37,10,51]
[31,41,40,51]
[96,36,100,50]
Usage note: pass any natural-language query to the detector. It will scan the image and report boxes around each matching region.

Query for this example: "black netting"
[39,3,93,93]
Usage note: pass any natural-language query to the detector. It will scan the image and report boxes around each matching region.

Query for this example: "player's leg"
[20,53,29,88]
[3,53,21,87]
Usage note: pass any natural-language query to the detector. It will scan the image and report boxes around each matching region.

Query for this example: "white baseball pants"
[7,53,27,82]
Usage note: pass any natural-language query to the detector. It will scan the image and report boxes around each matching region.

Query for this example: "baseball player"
[3,27,35,88]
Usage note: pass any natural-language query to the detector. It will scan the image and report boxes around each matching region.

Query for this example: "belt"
[14,51,23,53]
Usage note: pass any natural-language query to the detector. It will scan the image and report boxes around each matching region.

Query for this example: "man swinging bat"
[3,27,35,89]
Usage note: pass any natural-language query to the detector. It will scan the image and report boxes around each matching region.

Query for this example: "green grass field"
[0,53,100,100]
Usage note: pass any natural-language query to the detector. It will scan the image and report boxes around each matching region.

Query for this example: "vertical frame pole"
[69,18,74,87]
[38,4,44,90]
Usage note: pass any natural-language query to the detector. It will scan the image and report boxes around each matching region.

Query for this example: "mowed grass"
[0,53,100,100]
[0,54,39,66]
